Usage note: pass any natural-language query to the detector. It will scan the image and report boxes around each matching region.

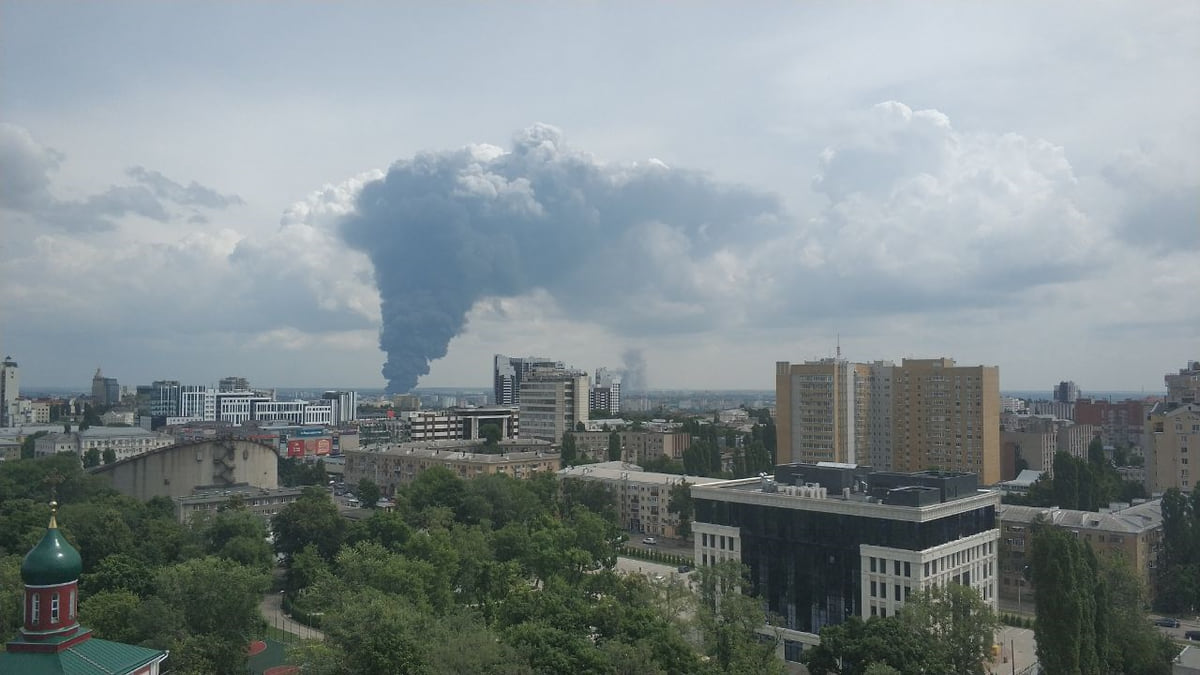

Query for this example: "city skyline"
[2,4,1196,392]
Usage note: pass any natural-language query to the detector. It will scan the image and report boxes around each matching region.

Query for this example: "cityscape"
[2,3,1198,675]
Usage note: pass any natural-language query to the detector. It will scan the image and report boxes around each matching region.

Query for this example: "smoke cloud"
[619,348,647,393]
[339,124,785,393]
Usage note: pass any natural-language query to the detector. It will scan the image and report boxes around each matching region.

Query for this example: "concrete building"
[891,358,1001,485]
[866,361,895,471]
[518,366,589,442]
[173,483,307,523]
[322,390,359,424]
[1145,401,1199,494]
[218,375,250,392]
[1075,398,1145,449]
[399,407,520,442]
[1166,360,1200,405]
[590,367,622,413]
[775,359,870,465]
[1054,380,1080,403]
[90,369,119,408]
[35,427,175,462]
[691,462,999,654]
[493,355,562,406]
[558,462,723,537]
[1,356,18,427]
[569,430,692,464]
[344,439,558,496]
[997,500,1163,605]
[91,438,280,501]
[1029,400,1074,421]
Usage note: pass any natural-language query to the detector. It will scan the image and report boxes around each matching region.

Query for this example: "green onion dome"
[20,503,82,587]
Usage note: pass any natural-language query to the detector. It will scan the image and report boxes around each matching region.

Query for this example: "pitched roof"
[0,637,166,675]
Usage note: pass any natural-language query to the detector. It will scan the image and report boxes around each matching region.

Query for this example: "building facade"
[91,438,280,501]
[558,462,722,537]
[691,463,999,649]
[1166,361,1200,405]
[173,483,307,523]
[1074,398,1145,449]
[518,367,589,442]
[997,500,1163,605]
[1145,402,1199,494]
[90,369,120,408]
[1,355,18,428]
[775,359,870,465]
[569,430,692,464]
[493,355,562,406]
[1054,381,1080,403]
[344,439,559,496]
[590,368,622,413]
[34,427,175,462]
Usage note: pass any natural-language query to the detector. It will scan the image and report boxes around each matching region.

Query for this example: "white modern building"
[519,366,590,442]
[35,427,175,462]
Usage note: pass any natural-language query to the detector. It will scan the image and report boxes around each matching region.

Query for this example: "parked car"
[677,564,692,573]
[1186,630,1200,641]
[1153,617,1180,628]
[642,537,657,545]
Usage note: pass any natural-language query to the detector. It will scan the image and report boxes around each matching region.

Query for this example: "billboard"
[315,438,331,456]
[297,427,325,437]
[286,439,305,458]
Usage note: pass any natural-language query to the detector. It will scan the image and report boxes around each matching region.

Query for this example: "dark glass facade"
[694,497,996,634]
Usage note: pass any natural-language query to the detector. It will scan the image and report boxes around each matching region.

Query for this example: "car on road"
[642,537,657,545]
[677,564,692,573]
[1153,617,1180,628]
[1186,630,1200,641]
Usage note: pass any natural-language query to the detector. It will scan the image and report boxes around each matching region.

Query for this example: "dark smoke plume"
[339,125,784,393]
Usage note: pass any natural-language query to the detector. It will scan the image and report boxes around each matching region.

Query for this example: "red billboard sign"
[286,439,305,458]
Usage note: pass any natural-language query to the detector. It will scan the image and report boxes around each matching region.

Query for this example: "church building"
[0,502,169,674]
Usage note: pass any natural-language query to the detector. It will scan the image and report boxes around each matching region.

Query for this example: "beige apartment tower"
[776,356,1000,484]
[891,358,1001,484]
[775,359,870,465]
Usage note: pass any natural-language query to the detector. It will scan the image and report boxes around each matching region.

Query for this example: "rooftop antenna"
[836,333,841,360]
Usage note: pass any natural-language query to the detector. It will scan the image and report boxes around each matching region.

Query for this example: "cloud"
[0,123,243,232]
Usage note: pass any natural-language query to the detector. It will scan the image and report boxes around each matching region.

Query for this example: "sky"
[1,2,1197,393]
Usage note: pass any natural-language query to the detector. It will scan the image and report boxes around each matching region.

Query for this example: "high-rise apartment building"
[1054,380,1080,403]
[91,368,120,407]
[777,356,1000,484]
[518,366,589,442]
[891,358,1000,484]
[590,367,622,413]
[218,376,250,392]
[775,359,870,465]
[0,356,17,428]
[1166,361,1200,405]
[493,355,562,406]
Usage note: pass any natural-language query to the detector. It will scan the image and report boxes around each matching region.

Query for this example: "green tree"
[1087,435,1106,465]
[480,423,502,448]
[898,584,999,675]
[1031,523,1100,675]
[608,431,622,461]
[79,590,145,644]
[667,480,693,539]
[272,487,346,562]
[82,447,101,468]
[356,478,382,509]
[102,448,117,465]
[19,431,48,460]
[81,552,153,597]
[561,431,578,465]
[693,560,785,675]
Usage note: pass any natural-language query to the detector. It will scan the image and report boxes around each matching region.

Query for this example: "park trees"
[272,486,346,562]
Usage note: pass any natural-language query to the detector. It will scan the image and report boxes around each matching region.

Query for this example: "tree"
[102,448,117,465]
[83,447,101,468]
[1031,523,1100,675]
[357,478,382,509]
[80,590,145,644]
[561,432,578,465]
[272,487,346,562]
[693,560,786,674]
[1087,435,1106,465]
[608,431,622,462]
[898,584,999,675]
[20,431,48,460]
[480,423,502,448]
[667,480,693,539]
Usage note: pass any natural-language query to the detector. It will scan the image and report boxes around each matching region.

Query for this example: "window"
[31,594,39,625]
[870,557,877,573]
[720,536,726,550]
[881,584,887,599]
[894,560,901,576]
[870,581,877,597]
[904,561,911,577]
[51,593,59,623]
[895,585,901,601]
[69,590,75,619]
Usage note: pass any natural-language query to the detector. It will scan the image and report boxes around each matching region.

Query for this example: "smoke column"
[338,125,784,393]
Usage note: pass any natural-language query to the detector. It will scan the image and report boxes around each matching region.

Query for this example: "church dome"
[20,504,82,587]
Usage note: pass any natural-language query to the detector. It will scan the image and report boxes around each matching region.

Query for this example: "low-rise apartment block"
[569,430,692,464]
[997,500,1163,603]
[344,439,558,496]
[557,461,722,537]
[35,427,175,462]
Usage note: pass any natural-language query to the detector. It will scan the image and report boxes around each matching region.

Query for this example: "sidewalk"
[260,591,325,642]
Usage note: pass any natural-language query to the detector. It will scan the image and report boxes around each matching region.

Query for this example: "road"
[624,533,695,560]
[260,590,325,641]
[1149,613,1200,643]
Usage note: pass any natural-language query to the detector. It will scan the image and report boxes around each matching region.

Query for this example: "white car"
[642,537,657,545]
